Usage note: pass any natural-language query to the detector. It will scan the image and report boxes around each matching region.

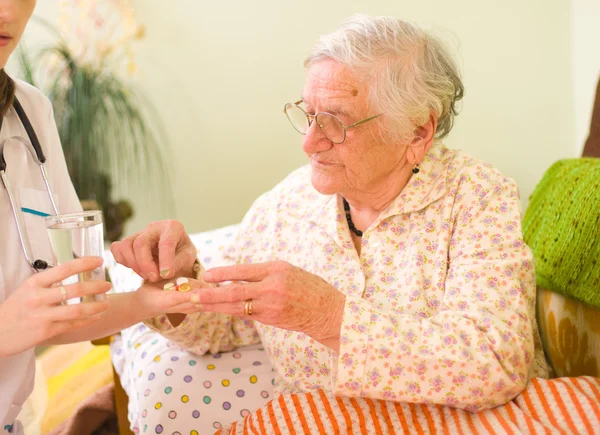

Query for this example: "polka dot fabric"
[107,225,275,433]
[113,333,274,434]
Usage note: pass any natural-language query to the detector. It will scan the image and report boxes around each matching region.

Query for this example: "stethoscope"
[0,96,60,272]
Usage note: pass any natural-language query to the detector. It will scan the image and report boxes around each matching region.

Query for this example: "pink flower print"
[381,273,397,284]
[487,277,498,289]
[493,379,506,392]
[491,234,503,246]
[383,256,393,266]
[382,390,396,400]
[479,365,490,377]
[384,327,395,338]
[407,382,421,394]
[458,301,468,311]
[427,298,440,310]
[445,396,459,407]
[389,366,403,376]
[405,330,417,343]
[345,381,360,391]
[459,332,471,346]
[349,303,361,314]
[470,387,484,398]
[368,369,381,386]
[305,348,315,359]
[342,353,354,367]
[498,298,508,310]
[416,362,427,376]
[453,374,467,385]
[475,290,486,301]
[479,343,489,353]
[499,202,509,213]
[442,335,457,346]
[425,221,436,233]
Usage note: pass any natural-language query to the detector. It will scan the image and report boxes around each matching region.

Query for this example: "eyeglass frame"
[283,99,383,144]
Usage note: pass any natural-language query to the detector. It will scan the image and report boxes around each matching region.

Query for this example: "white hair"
[305,14,464,140]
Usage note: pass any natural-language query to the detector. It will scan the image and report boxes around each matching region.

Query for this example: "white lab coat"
[0,78,81,434]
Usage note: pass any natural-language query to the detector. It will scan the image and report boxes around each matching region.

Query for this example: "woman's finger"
[198,301,248,316]
[45,300,110,322]
[157,222,186,279]
[202,262,271,283]
[37,280,112,306]
[133,231,160,281]
[49,315,103,338]
[33,257,104,288]
[192,281,261,304]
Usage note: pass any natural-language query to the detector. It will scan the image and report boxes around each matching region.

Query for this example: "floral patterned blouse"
[146,143,548,411]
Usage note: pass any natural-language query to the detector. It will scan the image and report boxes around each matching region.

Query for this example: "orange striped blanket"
[216,377,600,434]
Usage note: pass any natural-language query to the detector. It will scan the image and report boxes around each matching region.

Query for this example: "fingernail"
[190,293,200,303]
[160,269,170,278]
[149,272,158,282]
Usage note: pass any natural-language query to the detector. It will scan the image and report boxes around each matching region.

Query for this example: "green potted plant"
[17,1,171,241]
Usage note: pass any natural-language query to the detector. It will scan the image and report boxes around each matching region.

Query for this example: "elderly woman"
[112,14,547,417]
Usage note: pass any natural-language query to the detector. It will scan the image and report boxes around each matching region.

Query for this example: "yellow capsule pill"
[178,282,191,292]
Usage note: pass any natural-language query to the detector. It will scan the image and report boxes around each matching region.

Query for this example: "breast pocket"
[19,187,58,267]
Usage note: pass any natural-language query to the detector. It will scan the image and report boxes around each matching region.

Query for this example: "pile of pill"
[163,277,191,292]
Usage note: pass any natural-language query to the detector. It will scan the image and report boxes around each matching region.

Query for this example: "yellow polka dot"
[250,375,258,384]
[155,402,162,409]
[153,355,161,362]
[207,364,215,370]
[222,379,230,387]
[191,431,198,435]
[135,343,141,349]
[138,370,143,377]
[181,395,189,403]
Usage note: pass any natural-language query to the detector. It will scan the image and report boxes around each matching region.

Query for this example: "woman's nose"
[301,121,332,155]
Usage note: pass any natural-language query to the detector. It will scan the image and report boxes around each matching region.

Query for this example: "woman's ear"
[408,112,438,164]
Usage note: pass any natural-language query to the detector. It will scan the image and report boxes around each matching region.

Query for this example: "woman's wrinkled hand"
[195,261,346,350]
[111,220,197,282]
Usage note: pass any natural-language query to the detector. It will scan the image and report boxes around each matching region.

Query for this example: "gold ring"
[59,286,68,304]
[244,299,253,316]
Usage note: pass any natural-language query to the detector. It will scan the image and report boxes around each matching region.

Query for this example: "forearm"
[333,297,533,411]
[42,292,149,345]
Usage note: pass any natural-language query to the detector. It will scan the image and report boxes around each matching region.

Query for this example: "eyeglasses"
[283,99,382,144]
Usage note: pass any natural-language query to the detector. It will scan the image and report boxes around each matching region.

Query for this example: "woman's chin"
[310,171,342,196]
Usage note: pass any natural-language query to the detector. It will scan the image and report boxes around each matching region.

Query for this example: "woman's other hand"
[0,257,111,357]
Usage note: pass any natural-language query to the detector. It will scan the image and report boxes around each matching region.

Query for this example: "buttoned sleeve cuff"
[330,296,373,396]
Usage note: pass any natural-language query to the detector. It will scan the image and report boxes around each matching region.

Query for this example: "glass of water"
[45,210,106,304]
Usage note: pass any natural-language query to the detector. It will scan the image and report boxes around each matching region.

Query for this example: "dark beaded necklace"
[343,198,363,237]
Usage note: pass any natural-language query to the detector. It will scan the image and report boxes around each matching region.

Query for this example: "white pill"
[176,277,189,286]
[163,282,175,291]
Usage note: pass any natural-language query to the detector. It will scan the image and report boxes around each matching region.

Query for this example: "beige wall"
[571,0,600,154]
[10,0,576,235]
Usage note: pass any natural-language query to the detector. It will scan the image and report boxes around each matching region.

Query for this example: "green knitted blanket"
[523,158,600,308]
